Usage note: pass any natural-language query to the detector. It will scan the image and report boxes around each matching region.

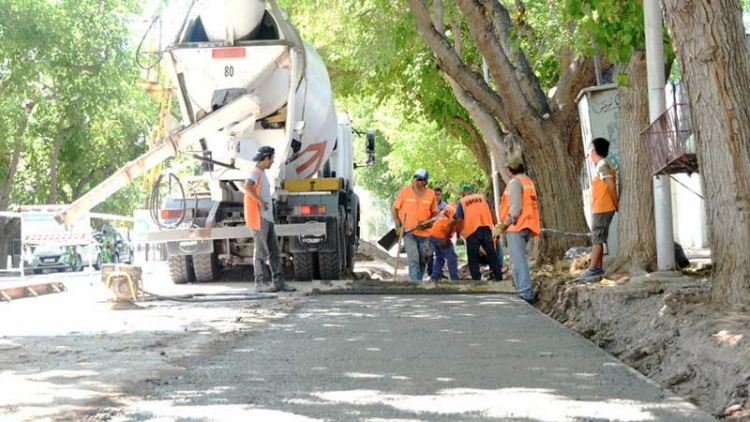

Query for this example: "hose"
[135,15,163,71]
[135,284,278,303]
[149,173,187,229]
[129,283,278,303]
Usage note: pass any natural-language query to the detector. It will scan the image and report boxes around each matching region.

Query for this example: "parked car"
[29,245,82,274]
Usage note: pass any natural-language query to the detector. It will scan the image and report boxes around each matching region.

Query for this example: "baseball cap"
[462,184,474,192]
[413,168,429,180]
[508,157,524,171]
[253,146,275,161]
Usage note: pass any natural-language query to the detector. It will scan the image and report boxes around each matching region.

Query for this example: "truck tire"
[193,253,219,282]
[318,252,342,281]
[168,255,194,284]
[292,252,316,281]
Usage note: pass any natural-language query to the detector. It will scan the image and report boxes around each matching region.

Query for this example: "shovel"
[377,215,439,251]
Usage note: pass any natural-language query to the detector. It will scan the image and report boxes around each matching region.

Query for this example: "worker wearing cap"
[498,157,540,303]
[392,168,438,281]
[449,184,503,281]
[244,146,295,293]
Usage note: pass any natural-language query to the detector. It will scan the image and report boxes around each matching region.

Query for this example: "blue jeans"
[506,229,533,301]
[403,233,431,281]
[429,236,458,280]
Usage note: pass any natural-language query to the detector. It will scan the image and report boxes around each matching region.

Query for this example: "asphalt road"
[115,294,716,422]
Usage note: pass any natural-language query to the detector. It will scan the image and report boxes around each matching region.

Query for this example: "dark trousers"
[466,226,502,281]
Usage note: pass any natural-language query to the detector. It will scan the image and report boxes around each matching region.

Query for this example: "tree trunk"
[662,0,750,305]
[523,126,590,261]
[607,50,657,275]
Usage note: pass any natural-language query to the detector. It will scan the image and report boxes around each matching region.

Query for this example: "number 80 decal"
[224,66,234,77]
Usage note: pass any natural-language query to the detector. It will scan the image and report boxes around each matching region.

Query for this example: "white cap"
[413,168,429,180]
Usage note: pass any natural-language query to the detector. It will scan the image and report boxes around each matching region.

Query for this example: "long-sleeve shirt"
[506,177,523,224]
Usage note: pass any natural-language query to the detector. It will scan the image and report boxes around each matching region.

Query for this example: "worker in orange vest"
[498,157,540,303]
[429,200,459,281]
[581,137,618,280]
[392,168,438,281]
[244,146,295,293]
[449,184,503,281]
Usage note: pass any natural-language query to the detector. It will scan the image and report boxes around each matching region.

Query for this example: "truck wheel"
[193,253,219,282]
[318,252,342,281]
[168,255,195,284]
[292,252,315,281]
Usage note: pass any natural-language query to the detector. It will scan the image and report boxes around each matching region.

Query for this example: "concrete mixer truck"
[56,0,373,283]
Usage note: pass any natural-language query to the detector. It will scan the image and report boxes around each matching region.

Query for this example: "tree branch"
[485,1,549,115]
[408,0,511,125]
[456,0,543,136]
[445,116,492,177]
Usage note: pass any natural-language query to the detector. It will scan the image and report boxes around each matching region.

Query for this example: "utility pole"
[644,0,676,271]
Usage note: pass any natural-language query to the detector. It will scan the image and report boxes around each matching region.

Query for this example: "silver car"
[29,245,82,274]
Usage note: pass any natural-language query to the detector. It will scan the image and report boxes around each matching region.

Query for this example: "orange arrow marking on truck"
[295,141,327,176]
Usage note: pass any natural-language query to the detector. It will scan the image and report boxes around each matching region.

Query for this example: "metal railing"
[641,103,698,175]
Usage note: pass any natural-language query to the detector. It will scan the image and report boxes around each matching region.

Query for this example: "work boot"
[275,282,296,292]
[255,282,276,293]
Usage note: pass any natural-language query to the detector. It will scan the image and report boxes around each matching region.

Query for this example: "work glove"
[395,226,404,237]
[492,222,509,236]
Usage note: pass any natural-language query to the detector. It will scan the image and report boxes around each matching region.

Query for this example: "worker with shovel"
[391,169,438,281]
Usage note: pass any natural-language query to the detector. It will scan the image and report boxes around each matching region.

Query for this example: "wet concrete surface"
[115,294,717,422]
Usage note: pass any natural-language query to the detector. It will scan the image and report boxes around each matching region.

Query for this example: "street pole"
[644,0,676,271]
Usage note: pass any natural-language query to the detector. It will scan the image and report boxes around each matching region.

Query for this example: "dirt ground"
[1,243,748,421]
[534,263,750,421]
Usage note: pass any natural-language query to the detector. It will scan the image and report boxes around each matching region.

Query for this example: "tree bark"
[607,50,657,276]
[662,0,750,305]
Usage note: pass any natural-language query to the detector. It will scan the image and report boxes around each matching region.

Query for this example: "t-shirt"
[592,158,617,214]
[248,168,274,222]
[393,186,437,237]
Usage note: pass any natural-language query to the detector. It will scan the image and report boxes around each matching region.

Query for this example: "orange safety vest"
[499,175,541,237]
[394,186,437,237]
[592,159,617,213]
[429,202,458,238]
[458,194,494,239]
[244,168,264,231]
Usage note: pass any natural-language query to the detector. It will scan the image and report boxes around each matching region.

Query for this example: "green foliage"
[0,0,157,216]
[279,0,486,203]
[564,0,646,65]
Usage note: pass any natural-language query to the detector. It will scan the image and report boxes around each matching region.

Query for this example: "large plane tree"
[408,0,596,259]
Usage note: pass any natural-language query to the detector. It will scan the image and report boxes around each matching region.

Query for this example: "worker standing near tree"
[449,184,503,281]
[580,137,618,280]
[498,157,540,303]
[392,169,438,281]
[244,146,295,293]
[429,200,459,281]
[427,186,447,276]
